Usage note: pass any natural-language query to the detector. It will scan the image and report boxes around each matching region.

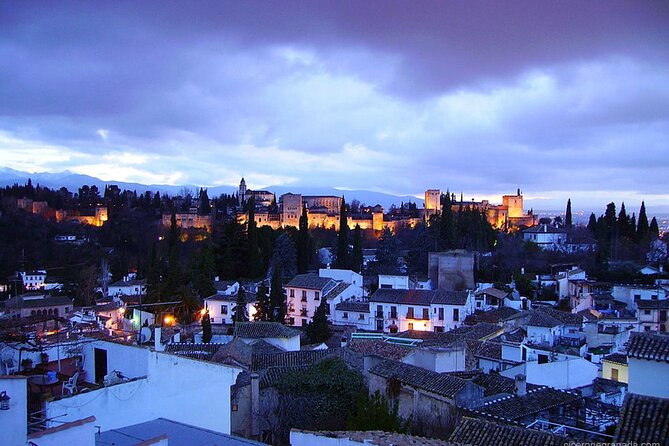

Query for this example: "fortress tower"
[238,177,247,206]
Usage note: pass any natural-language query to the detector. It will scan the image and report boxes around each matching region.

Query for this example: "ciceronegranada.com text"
[564,442,660,446]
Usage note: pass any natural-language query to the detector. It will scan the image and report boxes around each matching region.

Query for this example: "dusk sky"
[1,1,668,209]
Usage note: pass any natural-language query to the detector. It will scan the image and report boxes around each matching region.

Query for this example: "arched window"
[54,308,59,316]
[31,310,36,316]
[48,309,53,315]
[37,310,42,315]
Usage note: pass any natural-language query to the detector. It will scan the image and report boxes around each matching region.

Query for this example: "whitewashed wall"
[0,376,27,446]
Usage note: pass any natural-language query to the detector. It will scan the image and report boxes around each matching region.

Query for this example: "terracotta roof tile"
[449,417,568,446]
[613,393,669,444]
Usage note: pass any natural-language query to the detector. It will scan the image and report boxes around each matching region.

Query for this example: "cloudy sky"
[1,1,668,209]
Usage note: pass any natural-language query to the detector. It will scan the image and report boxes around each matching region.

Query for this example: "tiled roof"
[335,300,370,313]
[491,328,526,344]
[234,322,301,339]
[251,349,339,371]
[260,365,308,388]
[473,341,503,361]
[449,417,568,446]
[298,430,462,446]
[211,337,253,367]
[614,393,669,444]
[537,307,583,326]
[478,387,580,421]
[369,360,470,399]
[395,323,502,348]
[205,291,257,303]
[475,288,509,300]
[510,307,583,328]
[627,332,669,363]
[370,289,469,306]
[5,294,73,309]
[347,339,414,361]
[285,274,337,291]
[470,373,540,398]
[602,352,628,366]
[325,282,352,300]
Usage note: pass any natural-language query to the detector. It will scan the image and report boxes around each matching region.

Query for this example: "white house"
[612,284,667,313]
[233,322,301,351]
[626,332,669,398]
[319,268,363,289]
[522,224,567,250]
[285,273,360,327]
[20,270,47,290]
[333,300,372,330]
[204,289,257,325]
[378,274,414,290]
[107,276,147,297]
[368,289,475,333]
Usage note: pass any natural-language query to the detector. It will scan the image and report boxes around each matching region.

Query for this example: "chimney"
[250,373,260,438]
[154,326,164,352]
[515,374,527,396]
[173,329,181,343]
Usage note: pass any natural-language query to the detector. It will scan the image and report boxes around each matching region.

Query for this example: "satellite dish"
[139,327,152,343]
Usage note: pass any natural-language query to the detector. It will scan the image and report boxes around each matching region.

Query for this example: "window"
[314,291,320,300]
[407,307,414,319]
[652,295,658,300]
[434,326,444,333]
[634,294,641,300]
[644,310,651,315]
[644,325,651,332]
[380,284,392,289]
[289,317,295,325]
[302,318,307,327]
[390,306,397,319]
[222,305,228,315]
[661,311,667,322]
[453,308,460,322]
[438,308,444,321]
[408,322,414,330]
[422,308,429,320]
[289,289,295,298]
[538,354,549,364]
[343,312,348,319]
[301,290,307,301]
[358,314,364,321]
[611,368,619,382]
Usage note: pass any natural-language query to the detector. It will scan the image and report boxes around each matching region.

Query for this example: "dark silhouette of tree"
[297,204,310,274]
[269,265,286,323]
[254,283,272,321]
[335,196,350,269]
[587,213,597,233]
[271,232,297,281]
[348,391,409,433]
[376,227,400,268]
[305,298,332,344]
[439,191,455,249]
[637,201,649,245]
[198,188,210,215]
[351,224,363,273]
[649,217,660,241]
[232,286,249,323]
[201,310,212,343]
[565,199,572,228]
[246,196,262,277]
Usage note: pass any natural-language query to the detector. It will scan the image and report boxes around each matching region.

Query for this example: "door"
[94,348,108,384]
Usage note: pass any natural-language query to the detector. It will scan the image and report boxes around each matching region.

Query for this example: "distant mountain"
[0,168,422,209]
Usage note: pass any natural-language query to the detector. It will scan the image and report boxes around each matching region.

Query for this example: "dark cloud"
[0,1,668,208]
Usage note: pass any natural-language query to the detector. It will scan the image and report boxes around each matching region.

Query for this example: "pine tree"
[297,204,310,274]
[306,298,332,344]
[201,310,212,343]
[254,283,272,321]
[352,224,363,273]
[565,199,572,228]
[232,286,249,323]
[335,196,350,269]
[269,265,286,323]
[199,188,210,215]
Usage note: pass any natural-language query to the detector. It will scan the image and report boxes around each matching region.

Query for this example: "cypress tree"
[199,188,210,215]
[352,224,363,273]
[637,201,649,242]
[587,213,597,233]
[335,196,350,269]
[439,191,455,249]
[201,310,212,343]
[617,202,630,239]
[232,286,249,323]
[269,265,286,323]
[254,283,271,321]
[306,298,332,344]
[297,204,310,274]
[565,199,572,228]
[649,217,660,241]
[246,196,261,277]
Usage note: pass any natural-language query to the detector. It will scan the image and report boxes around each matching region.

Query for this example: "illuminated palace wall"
[56,207,108,227]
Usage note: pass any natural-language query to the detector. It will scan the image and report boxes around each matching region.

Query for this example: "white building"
[233,321,301,351]
[368,289,475,333]
[20,270,47,290]
[204,289,257,325]
[319,268,363,290]
[627,333,669,398]
[107,276,147,297]
[522,224,567,250]
[333,301,372,330]
[378,274,414,290]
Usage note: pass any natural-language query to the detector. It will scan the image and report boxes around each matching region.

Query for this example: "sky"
[1,1,668,210]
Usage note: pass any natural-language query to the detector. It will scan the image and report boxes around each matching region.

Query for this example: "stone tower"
[238,177,247,206]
